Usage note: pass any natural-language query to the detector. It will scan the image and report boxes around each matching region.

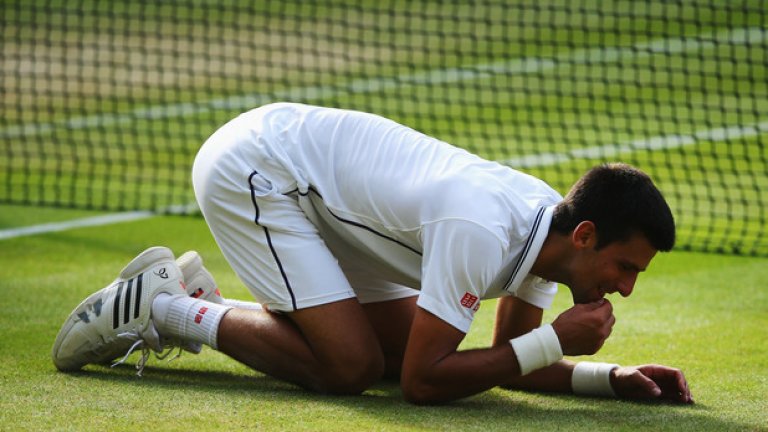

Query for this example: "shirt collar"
[503,205,554,293]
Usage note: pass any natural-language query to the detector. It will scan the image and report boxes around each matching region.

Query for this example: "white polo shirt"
[228,103,562,332]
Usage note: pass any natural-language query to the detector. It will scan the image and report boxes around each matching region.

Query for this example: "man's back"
[246,103,560,250]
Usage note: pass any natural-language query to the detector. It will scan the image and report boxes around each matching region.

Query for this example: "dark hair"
[551,163,675,251]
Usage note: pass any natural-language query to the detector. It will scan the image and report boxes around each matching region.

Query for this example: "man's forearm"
[402,343,521,404]
[490,296,574,395]
[501,359,576,393]
[402,309,532,404]
[403,308,569,404]
[493,296,544,343]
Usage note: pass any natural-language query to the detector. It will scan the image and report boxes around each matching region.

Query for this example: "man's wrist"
[571,362,620,397]
[509,324,563,375]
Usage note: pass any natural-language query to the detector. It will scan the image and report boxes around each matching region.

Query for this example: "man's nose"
[617,274,638,297]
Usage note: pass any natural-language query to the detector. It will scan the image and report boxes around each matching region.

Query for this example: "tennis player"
[53,103,693,404]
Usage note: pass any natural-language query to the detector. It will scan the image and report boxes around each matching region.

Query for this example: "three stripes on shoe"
[111,274,144,329]
[76,271,160,328]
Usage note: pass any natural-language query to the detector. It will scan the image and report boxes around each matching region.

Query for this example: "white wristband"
[509,324,563,375]
[571,362,620,397]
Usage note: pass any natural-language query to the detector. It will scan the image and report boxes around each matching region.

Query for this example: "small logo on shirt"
[460,292,480,311]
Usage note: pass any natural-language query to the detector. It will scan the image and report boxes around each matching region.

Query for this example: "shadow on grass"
[64,363,749,431]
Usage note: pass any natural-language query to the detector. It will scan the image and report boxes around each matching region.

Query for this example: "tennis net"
[1,1,766,255]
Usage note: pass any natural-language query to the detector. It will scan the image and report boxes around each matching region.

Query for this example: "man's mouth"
[593,288,606,301]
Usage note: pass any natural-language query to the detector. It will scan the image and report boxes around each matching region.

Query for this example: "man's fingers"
[635,371,662,397]
[595,298,613,318]
[584,298,609,310]
[595,300,615,334]
[663,372,691,403]
[640,365,694,404]
[648,379,663,397]
[676,370,693,403]
[580,299,613,320]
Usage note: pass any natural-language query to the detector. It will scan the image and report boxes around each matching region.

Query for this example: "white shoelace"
[111,332,183,376]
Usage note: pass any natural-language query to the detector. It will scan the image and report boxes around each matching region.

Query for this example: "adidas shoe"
[178,251,223,305]
[176,250,223,354]
[52,246,186,373]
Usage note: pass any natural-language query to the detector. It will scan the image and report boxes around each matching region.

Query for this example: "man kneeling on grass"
[53,103,693,405]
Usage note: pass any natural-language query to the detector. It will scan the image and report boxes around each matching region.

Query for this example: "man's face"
[568,233,658,304]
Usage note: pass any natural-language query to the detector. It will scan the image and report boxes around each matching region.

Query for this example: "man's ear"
[571,221,597,249]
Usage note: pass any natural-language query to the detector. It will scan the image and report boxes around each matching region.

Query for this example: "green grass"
[0,207,766,431]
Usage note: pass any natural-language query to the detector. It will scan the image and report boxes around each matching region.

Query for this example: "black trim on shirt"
[299,186,422,256]
[503,206,546,292]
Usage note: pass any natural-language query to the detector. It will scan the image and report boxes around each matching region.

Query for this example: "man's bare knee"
[315,352,385,395]
[287,299,387,394]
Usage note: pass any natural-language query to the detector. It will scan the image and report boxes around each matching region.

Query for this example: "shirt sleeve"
[513,274,558,309]
[417,220,505,333]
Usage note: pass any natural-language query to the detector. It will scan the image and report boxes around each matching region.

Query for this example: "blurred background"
[2,0,766,256]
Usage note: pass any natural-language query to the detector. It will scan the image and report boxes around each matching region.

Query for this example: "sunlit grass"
[0,210,765,430]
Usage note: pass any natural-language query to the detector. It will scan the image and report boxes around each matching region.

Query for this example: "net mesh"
[2,1,766,256]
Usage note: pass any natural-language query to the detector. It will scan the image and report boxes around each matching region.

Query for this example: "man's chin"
[573,292,604,304]
[572,295,589,305]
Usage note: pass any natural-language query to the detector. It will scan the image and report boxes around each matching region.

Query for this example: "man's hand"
[551,299,615,356]
[610,364,693,404]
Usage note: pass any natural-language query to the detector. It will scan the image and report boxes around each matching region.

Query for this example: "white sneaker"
[176,250,223,354]
[177,251,223,304]
[52,246,186,373]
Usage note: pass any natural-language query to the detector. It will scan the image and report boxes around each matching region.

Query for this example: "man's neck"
[529,230,572,285]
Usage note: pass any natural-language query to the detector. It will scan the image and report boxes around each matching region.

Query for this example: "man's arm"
[400,306,522,404]
[493,296,693,403]
[493,295,575,393]
[400,296,613,404]
[493,294,544,341]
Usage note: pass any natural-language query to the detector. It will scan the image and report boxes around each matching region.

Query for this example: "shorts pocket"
[248,170,278,199]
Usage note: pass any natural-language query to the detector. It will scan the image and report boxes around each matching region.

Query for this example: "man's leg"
[191,130,391,393]
[217,298,385,394]
[361,296,418,380]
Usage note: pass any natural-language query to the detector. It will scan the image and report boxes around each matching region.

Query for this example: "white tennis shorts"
[191,115,419,312]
